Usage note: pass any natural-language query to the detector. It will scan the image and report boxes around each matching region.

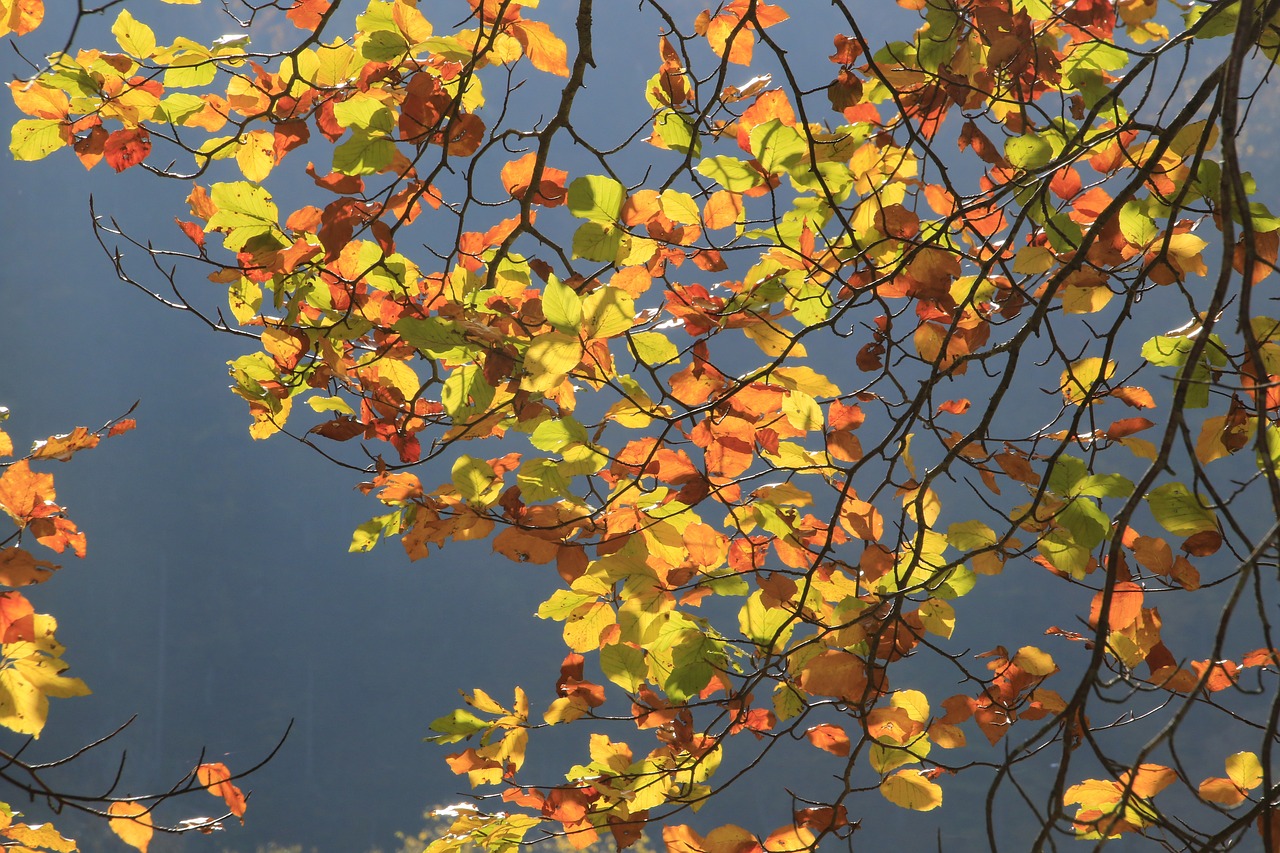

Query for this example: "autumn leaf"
[108,802,153,852]
[196,762,248,822]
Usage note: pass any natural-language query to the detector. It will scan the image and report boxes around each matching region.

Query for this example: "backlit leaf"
[108,803,153,852]
[880,770,943,811]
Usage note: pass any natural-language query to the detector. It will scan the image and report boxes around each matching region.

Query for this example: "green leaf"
[630,331,679,364]
[1141,335,1194,367]
[164,55,218,88]
[1013,0,1051,17]
[739,590,795,649]
[600,643,646,692]
[1061,41,1131,87]
[1005,133,1053,170]
[582,286,634,339]
[451,455,499,505]
[332,96,394,133]
[349,511,401,552]
[306,396,354,415]
[567,175,625,222]
[426,708,489,743]
[516,458,573,502]
[697,155,765,192]
[750,118,806,176]
[333,133,395,176]
[665,632,717,702]
[207,182,279,232]
[652,109,700,157]
[1186,2,1239,39]
[9,120,64,161]
[932,565,976,600]
[529,416,588,453]
[1072,473,1134,499]
[536,589,596,621]
[1038,530,1091,579]
[394,317,470,358]
[1146,482,1219,537]
[542,275,583,334]
[1119,201,1158,246]
[157,93,207,124]
[947,520,996,551]
[571,221,626,262]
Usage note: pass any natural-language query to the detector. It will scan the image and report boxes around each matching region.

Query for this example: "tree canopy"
[8,0,1280,849]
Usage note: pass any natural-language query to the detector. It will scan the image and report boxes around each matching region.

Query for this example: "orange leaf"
[798,650,867,702]
[1121,764,1177,798]
[286,0,330,31]
[196,762,248,822]
[30,426,100,461]
[804,723,850,756]
[703,190,744,230]
[0,0,43,37]
[500,151,568,207]
[1089,582,1144,631]
[0,460,57,527]
[30,516,86,557]
[108,802,153,852]
[0,548,57,586]
[0,591,34,642]
[1199,776,1246,807]
[103,127,151,172]
[511,19,569,76]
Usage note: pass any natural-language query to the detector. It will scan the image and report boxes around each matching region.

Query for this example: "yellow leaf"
[582,286,634,339]
[891,689,930,722]
[5,821,77,852]
[562,601,614,652]
[879,769,943,811]
[108,802,153,853]
[543,696,588,724]
[235,129,276,183]
[521,331,582,393]
[1060,357,1115,406]
[0,668,47,736]
[743,321,806,357]
[112,9,155,58]
[769,366,839,397]
[1062,284,1113,314]
[929,722,966,748]
[392,0,433,43]
[1012,645,1057,676]
[1226,751,1264,791]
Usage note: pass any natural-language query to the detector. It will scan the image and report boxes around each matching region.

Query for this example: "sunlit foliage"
[10,0,1280,848]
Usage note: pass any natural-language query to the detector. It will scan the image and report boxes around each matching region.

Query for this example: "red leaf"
[103,128,151,172]
[830,34,862,65]
[175,219,205,250]
[936,399,970,415]
[273,120,310,161]
[73,124,107,170]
